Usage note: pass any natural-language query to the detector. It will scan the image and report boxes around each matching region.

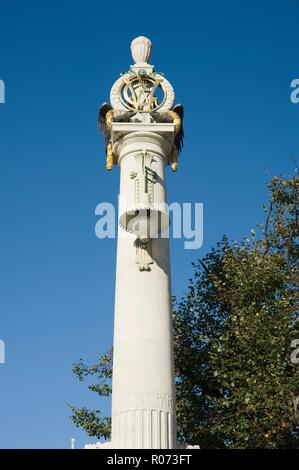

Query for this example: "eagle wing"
[173,104,184,154]
[98,102,113,146]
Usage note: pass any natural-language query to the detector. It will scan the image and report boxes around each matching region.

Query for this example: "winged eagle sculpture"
[98,102,184,171]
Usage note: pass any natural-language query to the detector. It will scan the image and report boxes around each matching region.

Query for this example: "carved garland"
[110,73,175,113]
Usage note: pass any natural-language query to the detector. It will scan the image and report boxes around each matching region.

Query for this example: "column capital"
[112,125,175,166]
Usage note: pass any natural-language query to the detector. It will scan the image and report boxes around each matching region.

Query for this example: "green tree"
[70,174,299,448]
[68,349,112,439]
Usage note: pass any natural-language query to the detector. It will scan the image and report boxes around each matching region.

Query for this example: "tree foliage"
[69,349,112,439]
[70,175,299,448]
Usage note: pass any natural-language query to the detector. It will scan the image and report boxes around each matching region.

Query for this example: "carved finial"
[131,36,152,65]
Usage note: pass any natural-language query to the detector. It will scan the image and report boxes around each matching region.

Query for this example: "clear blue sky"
[0,0,298,449]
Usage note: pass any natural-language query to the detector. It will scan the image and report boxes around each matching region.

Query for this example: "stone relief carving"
[110,72,175,113]
[134,238,153,271]
[129,151,157,271]
[113,391,175,412]
[132,151,157,206]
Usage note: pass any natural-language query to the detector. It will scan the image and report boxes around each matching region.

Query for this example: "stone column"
[111,129,177,449]
[96,36,184,450]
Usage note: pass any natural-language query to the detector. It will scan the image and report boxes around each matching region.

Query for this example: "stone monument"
[92,36,184,449]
